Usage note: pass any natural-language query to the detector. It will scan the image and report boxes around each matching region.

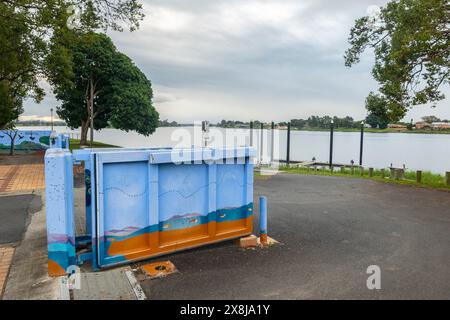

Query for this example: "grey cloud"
[23,0,450,123]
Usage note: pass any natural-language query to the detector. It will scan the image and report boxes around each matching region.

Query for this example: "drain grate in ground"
[140,261,177,279]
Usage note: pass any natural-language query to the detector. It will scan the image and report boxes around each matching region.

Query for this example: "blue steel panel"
[99,161,150,264]
[158,164,209,222]
[86,147,255,268]
[216,164,246,209]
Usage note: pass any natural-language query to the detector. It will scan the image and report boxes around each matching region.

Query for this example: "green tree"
[0,0,145,131]
[46,32,159,145]
[421,115,440,123]
[365,92,390,129]
[345,0,449,122]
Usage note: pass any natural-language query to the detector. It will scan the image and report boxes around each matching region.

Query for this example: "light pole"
[359,121,365,166]
[50,108,54,131]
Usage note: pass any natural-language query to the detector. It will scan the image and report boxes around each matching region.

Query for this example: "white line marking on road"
[125,269,146,300]
[58,277,71,300]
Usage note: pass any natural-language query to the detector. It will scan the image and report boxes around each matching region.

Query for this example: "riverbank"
[20,124,450,134]
[280,166,450,191]
[286,127,450,134]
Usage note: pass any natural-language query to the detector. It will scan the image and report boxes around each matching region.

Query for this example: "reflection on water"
[19,126,450,174]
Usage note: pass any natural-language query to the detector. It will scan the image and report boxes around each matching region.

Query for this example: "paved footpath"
[0,164,45,193]
[0,246,14,297]
[0,152,49,299]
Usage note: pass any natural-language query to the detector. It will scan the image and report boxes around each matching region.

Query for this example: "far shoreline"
[15,124,450,135]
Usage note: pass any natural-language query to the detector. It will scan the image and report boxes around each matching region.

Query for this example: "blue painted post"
[259,196,268,245]
[45,148,76,276]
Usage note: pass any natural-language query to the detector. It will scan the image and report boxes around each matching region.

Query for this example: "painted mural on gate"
[0,130,53,150]
[96,161,253,266]
[45,147,255,275]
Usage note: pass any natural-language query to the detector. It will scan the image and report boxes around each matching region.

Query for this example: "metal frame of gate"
[45,146,255,276]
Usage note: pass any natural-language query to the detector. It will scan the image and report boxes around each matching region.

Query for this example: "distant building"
[415,121,431,130]
[431,122,450,130]
[388,124,407,130]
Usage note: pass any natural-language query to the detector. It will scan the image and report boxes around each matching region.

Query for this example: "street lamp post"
[359,121,365,166]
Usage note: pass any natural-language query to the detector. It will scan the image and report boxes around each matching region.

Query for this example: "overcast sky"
[22,0,450,123]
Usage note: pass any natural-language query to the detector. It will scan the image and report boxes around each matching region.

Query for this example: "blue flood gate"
[45,146,256,276]
[49,132,70,149]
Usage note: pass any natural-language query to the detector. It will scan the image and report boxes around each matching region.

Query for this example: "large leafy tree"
[345,0,450,122]
[365,92,390,129]
[46,32,159,145]
[0,0,144,130]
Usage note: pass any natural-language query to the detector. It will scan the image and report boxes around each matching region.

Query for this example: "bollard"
[369,168,374,177]
[259,196,268,245]
[416,170,422,183]
[446,172,450,186]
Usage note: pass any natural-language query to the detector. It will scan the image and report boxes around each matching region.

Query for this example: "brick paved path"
[0,246,14,298]
[0,164,45,193]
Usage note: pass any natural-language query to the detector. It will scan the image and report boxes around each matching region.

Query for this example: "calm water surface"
[19,126,450,174]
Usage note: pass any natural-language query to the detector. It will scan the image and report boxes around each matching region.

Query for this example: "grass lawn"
[288,127,450,134]
[279,165,450,191]
[69,139,118,150]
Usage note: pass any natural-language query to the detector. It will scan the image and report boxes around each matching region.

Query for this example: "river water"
[18,126,450,174]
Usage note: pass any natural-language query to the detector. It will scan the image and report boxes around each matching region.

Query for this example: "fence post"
[360,167,364,176]
[329,120,334,168]
[380,168,385,178]
[45,148,76,276]
[369,168,374,177]
[249,121,253,147]
[260,123,264,163]
[359,121,364,166]
[416,170,422,183]
[286,122,291,166]
[271,122,275,164]
[446,172,450,186]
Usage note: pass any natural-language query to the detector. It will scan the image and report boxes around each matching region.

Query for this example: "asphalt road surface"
[139,173,450,299]
[0,193,42,245]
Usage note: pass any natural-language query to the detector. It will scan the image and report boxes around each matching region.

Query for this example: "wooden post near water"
[416,170,422,183]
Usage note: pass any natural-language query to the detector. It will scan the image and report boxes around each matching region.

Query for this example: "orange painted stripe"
[107,216,253,261]
[48,259,66,276]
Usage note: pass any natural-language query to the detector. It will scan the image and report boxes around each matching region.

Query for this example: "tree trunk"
[80,121,89,146]
[9,138,14,156]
